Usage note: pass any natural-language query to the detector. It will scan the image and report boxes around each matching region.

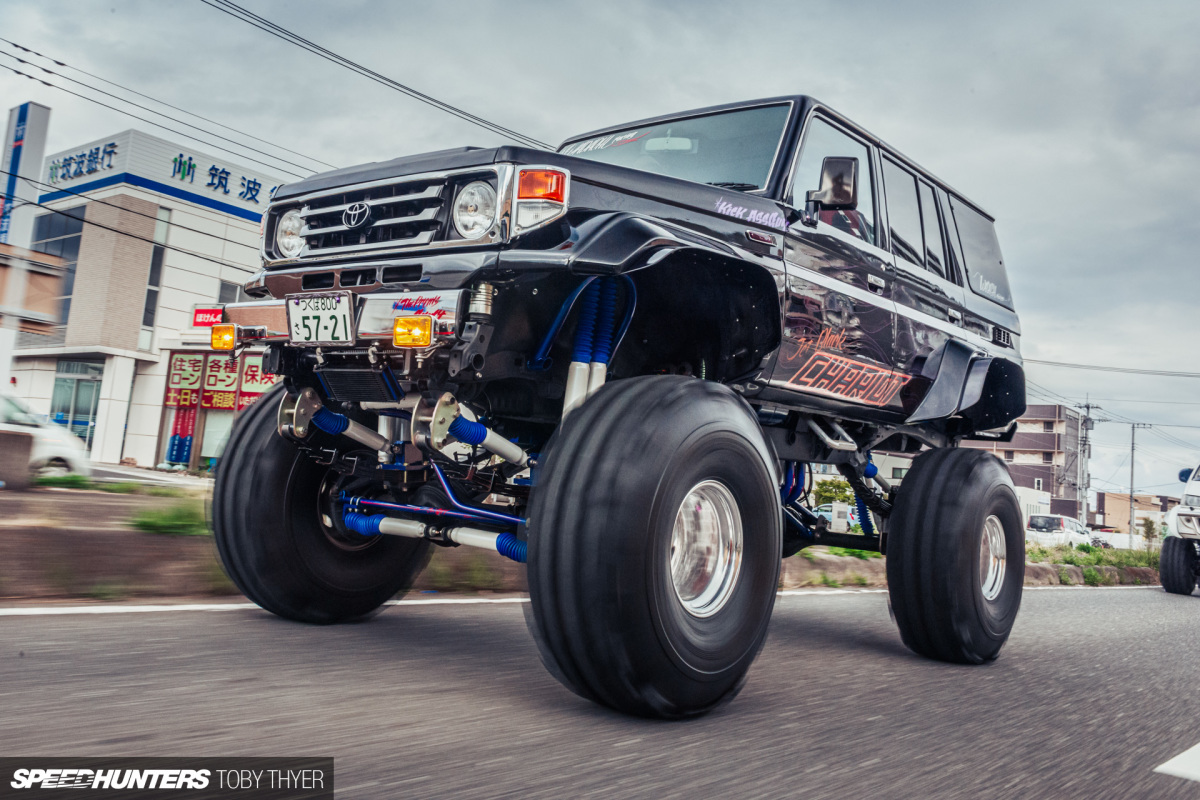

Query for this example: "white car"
[1026,514,1091,547]
[0,393,91,477]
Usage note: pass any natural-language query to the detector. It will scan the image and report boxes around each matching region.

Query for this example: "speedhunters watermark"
[0,759,332,799]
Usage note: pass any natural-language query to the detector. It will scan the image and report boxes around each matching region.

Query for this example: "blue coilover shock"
[591,277,620,365]
[571,280,602,363]
[448,415,487,446]
[496,532,527,563]
[311,407,350,435]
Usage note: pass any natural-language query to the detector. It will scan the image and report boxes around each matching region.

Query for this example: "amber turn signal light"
[393,315,433,347]
[517,169,566,203]
[211,323,237,350]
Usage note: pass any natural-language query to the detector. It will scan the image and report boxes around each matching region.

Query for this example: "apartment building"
[962,404,1089,520]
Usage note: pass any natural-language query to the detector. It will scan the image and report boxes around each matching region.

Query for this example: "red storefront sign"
[237,353,279,410]
[163,351,279,415]
[193,307,224,327]
[201,354,240,410]
[164,353,204,408]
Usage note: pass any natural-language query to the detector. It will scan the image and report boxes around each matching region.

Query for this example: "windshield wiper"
[706,182,759,191]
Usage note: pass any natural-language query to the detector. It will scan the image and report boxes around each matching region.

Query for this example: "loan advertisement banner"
[201,354,240,410]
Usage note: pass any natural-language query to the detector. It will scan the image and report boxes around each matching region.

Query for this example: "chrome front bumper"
[223,289,465,345]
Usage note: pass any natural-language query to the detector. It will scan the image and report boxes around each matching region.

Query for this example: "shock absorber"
[281,387,393,452]
[588,277,620,395]
[342,510,527,563]
[416,393,530,467]
[562,281,601,418]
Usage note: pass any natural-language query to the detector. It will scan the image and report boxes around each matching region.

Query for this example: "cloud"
[2,0,1197,496]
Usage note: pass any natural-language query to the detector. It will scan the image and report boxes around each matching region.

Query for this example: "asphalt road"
[2,587,1199,799]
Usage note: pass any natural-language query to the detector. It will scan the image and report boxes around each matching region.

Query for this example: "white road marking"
[0,584,1161,617]
[1025,585,1159,591]
[1155,741,1200,782]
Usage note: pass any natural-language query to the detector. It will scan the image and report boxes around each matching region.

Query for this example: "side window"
[950,197,1013,309]
[936,187,965,285]
[790,117,876,246]
[918,182,946,279]
[880,158,923,266]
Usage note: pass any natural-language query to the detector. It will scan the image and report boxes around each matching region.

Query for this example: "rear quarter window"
[950,197,1013,309]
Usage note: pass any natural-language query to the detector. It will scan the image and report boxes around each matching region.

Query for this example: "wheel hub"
[669,480,743,618]
[979,514,1007,601]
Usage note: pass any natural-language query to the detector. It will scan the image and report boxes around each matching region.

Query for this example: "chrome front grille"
[299,180,446,256]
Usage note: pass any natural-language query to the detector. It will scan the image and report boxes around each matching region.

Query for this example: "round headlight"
[453,181,497,240]
[275,208,305,258]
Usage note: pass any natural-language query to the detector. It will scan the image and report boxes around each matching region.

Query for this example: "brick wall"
[64,194,157,350]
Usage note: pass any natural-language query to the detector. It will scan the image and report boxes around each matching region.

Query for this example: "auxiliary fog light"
[394,314,433,347]
[211,323,237,350]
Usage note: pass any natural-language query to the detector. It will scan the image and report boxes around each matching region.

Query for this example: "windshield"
[560,103,792,191]
[0,395,41,426]
[1027,516,1061,531]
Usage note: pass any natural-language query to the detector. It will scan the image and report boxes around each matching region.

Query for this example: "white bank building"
[9,129,285,469]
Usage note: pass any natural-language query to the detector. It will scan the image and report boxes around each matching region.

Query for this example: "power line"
[0,50,311,179]
[199,0,552,150]
[1,167,259,253]
[0,62,308,180]
[1059,396,1200,407]
[1025,358,1200,379]
[0,36,337,171]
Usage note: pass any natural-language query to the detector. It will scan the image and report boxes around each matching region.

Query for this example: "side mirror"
[1180,468,1194,483]
[802,156,858,226]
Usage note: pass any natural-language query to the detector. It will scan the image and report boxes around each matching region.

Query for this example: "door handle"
[948,308,963,323]
[867,275,886,293]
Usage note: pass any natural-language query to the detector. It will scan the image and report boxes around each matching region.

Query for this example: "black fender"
[906,339,1026,432]
[565,212,740,275]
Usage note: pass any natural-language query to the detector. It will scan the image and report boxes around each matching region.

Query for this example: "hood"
[273,146,504,201]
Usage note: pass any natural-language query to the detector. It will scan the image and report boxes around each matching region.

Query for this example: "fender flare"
[565,212,740,275]
[906,338,1026,432]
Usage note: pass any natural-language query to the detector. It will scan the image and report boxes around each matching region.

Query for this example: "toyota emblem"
[343,202,372,230]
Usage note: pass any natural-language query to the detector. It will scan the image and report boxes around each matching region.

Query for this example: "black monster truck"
[213,96,1027,718]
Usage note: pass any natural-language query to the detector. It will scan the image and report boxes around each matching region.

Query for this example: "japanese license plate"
[286,292,356,345]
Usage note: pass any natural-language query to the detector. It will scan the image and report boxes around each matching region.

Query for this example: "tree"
[1141,517,1158,552]
[814,477,855,507]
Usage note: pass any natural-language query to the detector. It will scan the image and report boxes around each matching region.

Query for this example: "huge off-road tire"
[1160,537,1197,596]
[526,376,781,719]
[212,384,430,623]
[887,447,1024,664]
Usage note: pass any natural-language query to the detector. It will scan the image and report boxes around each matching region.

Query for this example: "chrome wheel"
[979,514,1007,601]
[669,480,743,618]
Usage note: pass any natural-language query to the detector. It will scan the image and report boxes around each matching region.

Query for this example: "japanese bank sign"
[41,130,283,221]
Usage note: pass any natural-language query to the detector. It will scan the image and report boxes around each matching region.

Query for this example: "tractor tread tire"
[526,375,781,719]
[886,447,1024,665]
[212,384,430,623]
[1160,536,1197,596]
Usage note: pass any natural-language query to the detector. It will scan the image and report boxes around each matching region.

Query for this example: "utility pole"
[1129,423,1151,545]
[1078,400,1099,523]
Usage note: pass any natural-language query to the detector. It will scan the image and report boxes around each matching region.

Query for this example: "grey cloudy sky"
[3,0,1198,499]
